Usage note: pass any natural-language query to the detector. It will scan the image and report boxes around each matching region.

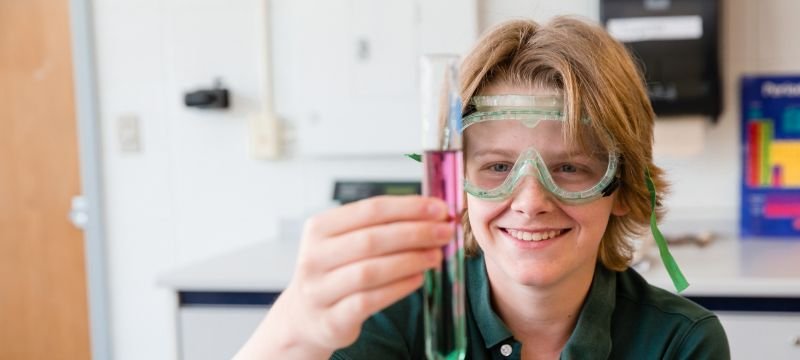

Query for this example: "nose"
[509,173,557,217]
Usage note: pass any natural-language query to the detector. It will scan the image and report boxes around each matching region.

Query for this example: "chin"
[507,261,563,287]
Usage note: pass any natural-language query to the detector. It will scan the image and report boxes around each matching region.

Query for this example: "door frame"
[69,0,112,358]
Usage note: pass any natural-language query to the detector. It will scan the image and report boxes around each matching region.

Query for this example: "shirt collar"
[467,252,615,357]
[466,252,514,348]
[560,263,615,359]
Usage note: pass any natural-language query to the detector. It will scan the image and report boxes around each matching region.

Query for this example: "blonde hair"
[459,16,668,271]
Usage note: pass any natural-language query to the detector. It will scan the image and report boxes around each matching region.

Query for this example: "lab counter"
[160,239,297,297]
[159,240,297,360]
[159,220,800,359]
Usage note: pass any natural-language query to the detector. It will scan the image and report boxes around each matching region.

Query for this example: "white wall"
[647,0,799,222]
[92,0,800,359]
[94,1,425,358]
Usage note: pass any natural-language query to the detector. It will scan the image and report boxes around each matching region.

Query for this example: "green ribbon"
[646,169,689,293]
[406,153,689,292]
[405,153,422,162]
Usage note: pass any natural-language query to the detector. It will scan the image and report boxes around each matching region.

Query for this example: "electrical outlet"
[118,114,141,153]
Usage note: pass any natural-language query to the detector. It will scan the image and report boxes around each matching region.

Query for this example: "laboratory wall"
[91,0,800,358]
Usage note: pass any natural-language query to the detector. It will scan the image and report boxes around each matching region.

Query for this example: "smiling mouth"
[504,228,570,242]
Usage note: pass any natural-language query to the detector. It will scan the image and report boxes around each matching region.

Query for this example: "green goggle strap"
[404,153,689,292]
[646,168,689,292]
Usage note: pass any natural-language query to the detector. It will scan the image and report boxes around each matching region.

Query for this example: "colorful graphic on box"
[741,76,800,237]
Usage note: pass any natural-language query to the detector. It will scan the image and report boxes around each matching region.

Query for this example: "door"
[0,0,92,358]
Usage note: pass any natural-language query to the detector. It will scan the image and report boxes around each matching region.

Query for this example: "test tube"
[420,54,466,360]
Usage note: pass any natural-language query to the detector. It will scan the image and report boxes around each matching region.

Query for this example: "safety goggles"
[462,95,620,204]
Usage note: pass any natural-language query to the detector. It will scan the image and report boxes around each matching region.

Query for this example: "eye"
[488,163,512,173]
[556,163,578,173]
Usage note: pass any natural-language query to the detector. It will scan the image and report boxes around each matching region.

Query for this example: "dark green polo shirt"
[332,252,730,359]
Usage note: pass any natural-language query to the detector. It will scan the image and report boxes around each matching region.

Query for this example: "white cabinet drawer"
[717,312,800,360]
[179,306,268,360]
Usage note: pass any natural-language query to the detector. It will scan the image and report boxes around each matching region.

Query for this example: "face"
[465,84,628,289]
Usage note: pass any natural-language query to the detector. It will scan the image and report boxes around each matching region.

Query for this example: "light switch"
[249,112,281,159]
[118,114,141,153]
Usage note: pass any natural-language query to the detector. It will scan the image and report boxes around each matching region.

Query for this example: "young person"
[235,16,730,360]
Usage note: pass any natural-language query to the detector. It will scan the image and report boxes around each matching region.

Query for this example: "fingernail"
[435,223,453,239]
[428,202,446,217]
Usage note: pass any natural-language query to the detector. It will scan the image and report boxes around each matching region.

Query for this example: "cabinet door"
[272,0,476,157]
[717,312,800,359]
[179,306,268,360]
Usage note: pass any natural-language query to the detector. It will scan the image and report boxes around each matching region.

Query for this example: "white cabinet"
[718,312,800,359]
[271,0,477,157]
[178,306,268,360]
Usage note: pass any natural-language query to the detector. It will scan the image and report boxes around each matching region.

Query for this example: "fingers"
[303,195,449,239]
[274,195,454,351]
[302,220,453,273]
[321,273,426,340]
[306,248,442,306]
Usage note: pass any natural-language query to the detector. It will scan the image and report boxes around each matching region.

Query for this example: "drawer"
[179,306,268,360]
[717,312,800,360]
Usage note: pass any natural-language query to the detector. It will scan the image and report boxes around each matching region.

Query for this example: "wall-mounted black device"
[184,80,230,109]
[600,0,721,120]
[333,181,421,204]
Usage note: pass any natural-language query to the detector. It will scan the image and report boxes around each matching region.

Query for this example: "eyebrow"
[469,147,606,161]
[468,148,518,159]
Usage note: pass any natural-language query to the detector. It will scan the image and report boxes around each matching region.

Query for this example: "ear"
[610,195,630,216]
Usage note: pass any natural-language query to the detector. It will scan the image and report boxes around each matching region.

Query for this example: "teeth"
[508,229,563,242]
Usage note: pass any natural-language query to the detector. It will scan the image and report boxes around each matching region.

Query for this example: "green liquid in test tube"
[420,54,467,360]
